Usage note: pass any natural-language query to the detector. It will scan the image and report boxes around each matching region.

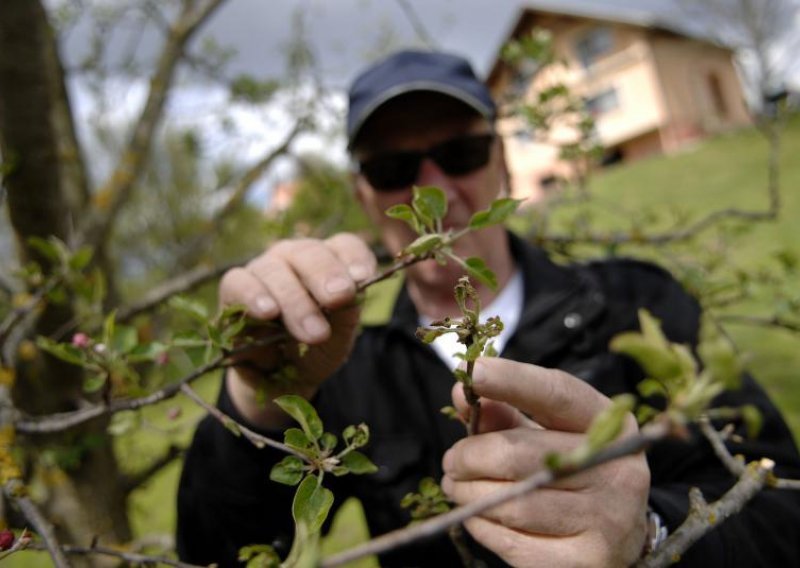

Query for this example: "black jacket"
[177,234,800,566]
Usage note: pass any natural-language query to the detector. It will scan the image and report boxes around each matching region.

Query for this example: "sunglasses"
[358,133,495,191]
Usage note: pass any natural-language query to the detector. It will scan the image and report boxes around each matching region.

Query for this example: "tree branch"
[25,541,203,568]
[636,459,774,568]
[3,479,70,568]
[179,383,306,459]
[116,258,248,323]
[393,0,436,48]
[321,420,670,567]
[78,0,227,249]
[698,416,746,477]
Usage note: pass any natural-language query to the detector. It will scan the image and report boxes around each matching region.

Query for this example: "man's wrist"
[640,507,668,559]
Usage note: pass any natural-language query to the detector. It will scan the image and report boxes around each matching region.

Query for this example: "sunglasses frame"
[357,132,496,192]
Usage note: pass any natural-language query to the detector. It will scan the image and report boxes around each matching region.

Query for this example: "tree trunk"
[0,0,131,552]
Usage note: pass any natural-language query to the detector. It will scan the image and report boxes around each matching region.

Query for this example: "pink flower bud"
[167,407,182,421]
[156,351,170,366]
[71,332,91,348]
[0,529,14,551]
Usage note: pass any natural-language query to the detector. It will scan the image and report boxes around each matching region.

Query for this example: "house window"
[585,88,620,116]
[575,27,614,69]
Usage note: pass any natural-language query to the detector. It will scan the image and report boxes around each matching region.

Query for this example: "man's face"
[352,94,507,291]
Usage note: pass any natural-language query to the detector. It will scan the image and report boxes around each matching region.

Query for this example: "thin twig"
[321,421,669,567]
[14,335,281,434]
[3,479,70,568]
[179,383,306,459]
[117,258,248,323]
[24,541,203,568]
[698,416,746,477]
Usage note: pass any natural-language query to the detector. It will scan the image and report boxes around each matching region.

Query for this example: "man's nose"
[416,158,458,199]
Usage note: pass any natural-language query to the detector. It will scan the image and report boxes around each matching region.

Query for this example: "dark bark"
[0,0,131,550]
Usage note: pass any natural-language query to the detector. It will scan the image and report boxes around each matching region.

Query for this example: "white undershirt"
[419,269,524,371]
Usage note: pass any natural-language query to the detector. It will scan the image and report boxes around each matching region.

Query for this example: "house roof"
[486,0,731,82]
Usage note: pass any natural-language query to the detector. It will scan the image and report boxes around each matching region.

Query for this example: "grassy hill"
[527,113,800,436]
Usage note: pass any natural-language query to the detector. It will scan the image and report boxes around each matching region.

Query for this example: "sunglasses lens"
[360,152,422,191]
[359,134,494,191]
[431,134,494,176]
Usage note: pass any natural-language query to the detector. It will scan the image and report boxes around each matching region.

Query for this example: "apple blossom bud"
[0,529,14,551]
[71,332,91,348]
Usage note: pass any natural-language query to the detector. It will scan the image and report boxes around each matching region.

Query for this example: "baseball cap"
[346,49,497,148]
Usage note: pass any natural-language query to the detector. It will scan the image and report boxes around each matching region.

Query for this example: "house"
[487,3,752,201]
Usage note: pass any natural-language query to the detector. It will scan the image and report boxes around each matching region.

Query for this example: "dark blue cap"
[347,50,497,148]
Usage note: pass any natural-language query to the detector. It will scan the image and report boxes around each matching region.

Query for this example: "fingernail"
[302,315,328,339]
[325,276,351,295]
[255,296,276,317]
[348,264,371,281]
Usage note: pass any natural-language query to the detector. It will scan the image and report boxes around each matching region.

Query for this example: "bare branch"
[321,420,670,567]
[393,0,437,49]
[116,257,248,323]
[637,459,774,568]
[78,0,228,249]
[3,479,70,568]
[25,541,203,568]
[179,383,306,459]
[698,416,746,477]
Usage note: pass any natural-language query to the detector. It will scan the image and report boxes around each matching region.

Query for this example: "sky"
[54,0,800,204]
[200,0,681,83]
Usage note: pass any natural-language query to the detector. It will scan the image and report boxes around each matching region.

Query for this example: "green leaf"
[127,342,168,363]
[270,456,305,486]
[222,417,242,437]
[637,377,668,398]
[284,428,313,452]
[741,405,763,439]
[386,204,422,234]
[102,311,117,348]
[340,451,378,474]
[462,257,498,290]
[275,395,324,441]
[468,198,522,229]
[238,544,280,567]
[698,335,743,390]
[36,337,86,366]
[584,394,634,452]
[69,246,94,271]
[27,236,61,262]
[292,475,334,534]
[83,373,107,393]
[404,234,443,257]
[320,432,338,453]
[412,186,447,230]
[169,295,210,322]
[112,325,138,354]
[610,333,682,382]
[342,423,370,448]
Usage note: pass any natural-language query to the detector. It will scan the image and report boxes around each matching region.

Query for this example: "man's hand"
[219,233,376,428]
[442,358,650,567]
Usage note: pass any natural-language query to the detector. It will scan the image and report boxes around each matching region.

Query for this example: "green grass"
[530,114,800,437]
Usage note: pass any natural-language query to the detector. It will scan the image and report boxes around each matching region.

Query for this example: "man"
[177,50,800,566]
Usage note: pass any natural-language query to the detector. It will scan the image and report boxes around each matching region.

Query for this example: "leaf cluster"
[401,477,452,521]
[387,186,520,289]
